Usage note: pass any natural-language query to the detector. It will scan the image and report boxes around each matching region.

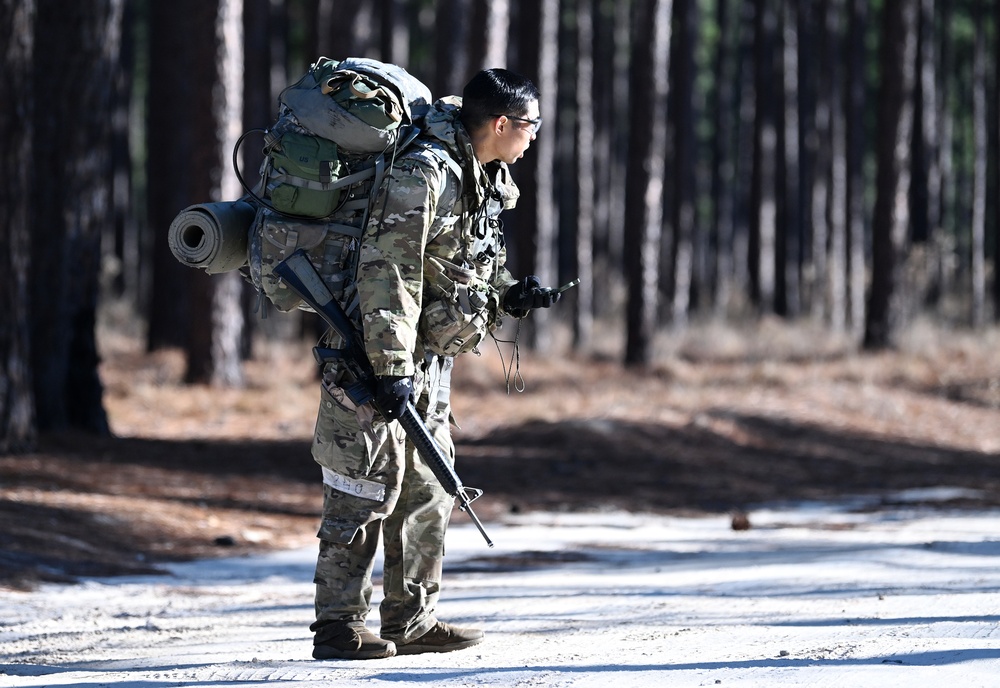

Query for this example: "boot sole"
[393,637,484,655]
[313,643,397,660]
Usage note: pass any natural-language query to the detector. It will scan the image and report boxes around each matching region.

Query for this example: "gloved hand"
[503,275,561,317]
[374,375,412,421]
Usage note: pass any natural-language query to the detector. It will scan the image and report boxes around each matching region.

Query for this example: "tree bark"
[107,0,134,302]
[380,0,408,64]
[30,0,120,434]
[750,0,778,313]
[827,0,848,332]
[624,0,672,366]
[809,0,831,323]
[0,0,37,453]
[863,0,918,350]
[147,0,202,351]
[147,0,245,385]
[194,0,245,386]
[670,0,696,328]
[507,0,559,350]
[470,0,509,71]
[846,0,868,337]
[777,0,802,318]
[590,0,630,320]
[731,0,756,313]
[711,0,738,316]
[970,10,986,329]
[910,0,940,245]
[796,0,817,320]
[574,0,596,348]
[995,0,1000,322]
[935,1,954,302]
[434,0,471,95]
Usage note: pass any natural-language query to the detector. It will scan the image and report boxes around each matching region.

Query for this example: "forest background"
[0,0,998,457]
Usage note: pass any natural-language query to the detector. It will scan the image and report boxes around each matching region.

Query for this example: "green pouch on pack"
[325,70,403,131]
[268,131,343,219]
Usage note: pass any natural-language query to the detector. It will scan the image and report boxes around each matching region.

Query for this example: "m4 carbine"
[273,249,494,548]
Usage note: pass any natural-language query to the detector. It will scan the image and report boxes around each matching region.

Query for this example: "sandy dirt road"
[3,501,1000,687]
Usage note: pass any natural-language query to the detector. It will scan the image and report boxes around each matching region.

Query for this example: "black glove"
[503,275,561,317]
[374,375,412,421]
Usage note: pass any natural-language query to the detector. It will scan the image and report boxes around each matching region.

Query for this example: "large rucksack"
[240,57,436,314]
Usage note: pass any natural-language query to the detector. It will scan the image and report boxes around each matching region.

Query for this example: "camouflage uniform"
[311,97,519,643]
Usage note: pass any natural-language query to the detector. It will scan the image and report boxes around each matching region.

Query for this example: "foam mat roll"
[167,200,255,274]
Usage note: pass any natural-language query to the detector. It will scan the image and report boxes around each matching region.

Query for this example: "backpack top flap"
[279,57,433,154]
[338,57,433,121]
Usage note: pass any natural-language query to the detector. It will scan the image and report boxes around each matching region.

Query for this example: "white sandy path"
[2,494,1000,687]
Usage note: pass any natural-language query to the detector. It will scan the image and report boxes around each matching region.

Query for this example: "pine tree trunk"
[148,0,245,385]
[29,0,120,434]
[531,0,559,350]
[574,0,595,348]
[913,0,940,244]
[908,0,941,314]
[846,0,868,336]
[750,0,778,312]
[936,1,955,302]
[108,0,134,302]
[970,12,986,329]
[809,0,831,323]
[796,0,817,321]
[827,0,848,333]
[434,0,470,94]
[507,0,559,350]
[591,0,614,318]
[472,0,509,69]
[731,0,756,312]
[380,0,408,64]
[777,0,802,318]
[0,0,37,453]
[670,0,696,329]
[711,0,738,316]
[624,0,672,366]
[193,0,245,386]
[994,0,1000,322]
[508,3,541,281]
[863,0,918,350]
[147,0,203,351]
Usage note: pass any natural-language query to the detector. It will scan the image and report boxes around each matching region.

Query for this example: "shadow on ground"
[2,412,999,589]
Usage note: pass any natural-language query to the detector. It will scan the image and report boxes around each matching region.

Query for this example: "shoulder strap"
[412,140,464,185]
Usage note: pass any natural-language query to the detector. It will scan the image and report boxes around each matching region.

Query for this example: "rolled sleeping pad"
[167,200,255,274]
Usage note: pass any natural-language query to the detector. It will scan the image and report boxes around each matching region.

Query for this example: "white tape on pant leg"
[322,467,386,502]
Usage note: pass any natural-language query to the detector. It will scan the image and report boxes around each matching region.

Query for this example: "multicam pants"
[310,354,456,643]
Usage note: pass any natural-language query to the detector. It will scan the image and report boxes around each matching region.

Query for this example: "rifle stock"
[273,250,494,547]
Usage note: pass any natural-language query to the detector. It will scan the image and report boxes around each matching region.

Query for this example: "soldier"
[310,68,561,660]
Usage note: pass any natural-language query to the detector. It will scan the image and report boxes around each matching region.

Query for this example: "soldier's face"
[496,99,540,165]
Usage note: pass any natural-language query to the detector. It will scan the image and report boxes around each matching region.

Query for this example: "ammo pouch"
[419,255,492,356]
[249,207,362,313]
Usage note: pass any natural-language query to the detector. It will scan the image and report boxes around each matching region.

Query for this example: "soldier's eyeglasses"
[493,114,543,134]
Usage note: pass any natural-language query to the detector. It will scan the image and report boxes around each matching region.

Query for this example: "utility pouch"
[248,208,361,312]
[419,255,491,356]
[266,131,343,219]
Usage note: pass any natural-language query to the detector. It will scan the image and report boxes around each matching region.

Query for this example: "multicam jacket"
[355,96,520,376]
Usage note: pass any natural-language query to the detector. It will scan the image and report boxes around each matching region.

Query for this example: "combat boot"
[389,621,485,655]
[312,620,397,660]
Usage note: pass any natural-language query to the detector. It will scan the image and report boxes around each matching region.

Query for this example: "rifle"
[273,249,494,548]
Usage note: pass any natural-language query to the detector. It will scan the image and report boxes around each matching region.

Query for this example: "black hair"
[459,68,540,131]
